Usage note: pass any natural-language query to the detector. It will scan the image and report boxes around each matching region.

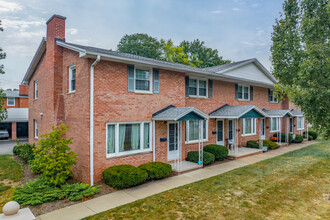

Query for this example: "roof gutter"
[90,55,101,186]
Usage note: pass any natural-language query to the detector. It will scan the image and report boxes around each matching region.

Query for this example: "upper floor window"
[242,118,256,136]
[127,65,155,93]
[187,78,208,98]
[297,117,304,130]
[34,119,38,139]
[235,84,253,101]
[34,80,38,99]
[135,68,151,92]
[69,65,76,93]
[268,89,278,103]
[185,120,208,143]
[271,117,280,132]
[7,98,15,106]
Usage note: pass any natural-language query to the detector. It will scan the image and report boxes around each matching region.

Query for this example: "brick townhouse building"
[0,85,29,140]
[22,15,307,184]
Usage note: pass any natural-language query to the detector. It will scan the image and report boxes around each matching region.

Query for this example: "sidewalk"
[37,141,317,220]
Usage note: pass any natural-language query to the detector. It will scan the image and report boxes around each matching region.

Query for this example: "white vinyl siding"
[185,120,208,143]
[69,65,76,93]
[271,117,280,132]
[297,117,304,130]
[242,118,256,136]
[237,84,250,100]
[188,78,208,98]
[106,121,152,158]
[7,98,15,106]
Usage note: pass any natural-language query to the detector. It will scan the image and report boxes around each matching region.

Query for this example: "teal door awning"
[283,113,291,118]
[240,109,264,119]
[177,112,205,121]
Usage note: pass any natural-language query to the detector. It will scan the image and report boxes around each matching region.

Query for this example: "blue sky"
[0,0,283,89]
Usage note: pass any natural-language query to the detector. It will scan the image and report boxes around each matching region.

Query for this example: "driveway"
[0,139,27,155]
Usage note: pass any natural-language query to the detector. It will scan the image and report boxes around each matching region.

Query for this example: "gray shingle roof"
[152,105,208,121]
[209,104,266,118]
[262,109,292,117]
[3,90,27,98]
[290,109,304,117]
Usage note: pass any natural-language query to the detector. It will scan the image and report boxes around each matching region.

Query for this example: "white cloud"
[67,28,78,35]
[232,8,240,11]
[0,0,22,13]
[2,18,44,30]
[211,10,222,14]
[252,3,260,8]
[241,41,254,46]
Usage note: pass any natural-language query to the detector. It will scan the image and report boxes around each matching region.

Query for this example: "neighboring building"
[22,15,307,184]
[0,85,29,140]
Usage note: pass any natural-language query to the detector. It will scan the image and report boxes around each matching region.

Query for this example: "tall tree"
[271,0,330,137]
[180,39,230,68]
[0,20,8,122]
[117,33,162,59]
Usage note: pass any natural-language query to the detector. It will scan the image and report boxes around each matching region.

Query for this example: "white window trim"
[7,97,15,106]
[106,121,152,158]
[134,66,153,94]
[188,77,208,98]
[270,117,280,132]
[297,117,304,130]
[241,118,256,136]
[185,120,208,144]
[269,89,279,103]
[68,65,76,93]
[34,119,38,139]
[237,84,250,101]
[34,80,38,100]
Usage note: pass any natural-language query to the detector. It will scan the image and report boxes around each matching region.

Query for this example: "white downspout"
[152,120,155,162]
[90,55,101,186]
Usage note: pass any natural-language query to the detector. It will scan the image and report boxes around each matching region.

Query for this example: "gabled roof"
[2,108,28,122]
[152,105,208,121]
[3,90,27,98]
[290,109,304,117]
[209,104,267,119]
[262,109,293,117]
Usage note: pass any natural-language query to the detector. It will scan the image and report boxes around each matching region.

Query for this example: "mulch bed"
[13,156,116,217]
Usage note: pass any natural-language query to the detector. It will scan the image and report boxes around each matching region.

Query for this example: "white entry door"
[261,118,266,140]
[168,122,179,161]
[217,120,224,146]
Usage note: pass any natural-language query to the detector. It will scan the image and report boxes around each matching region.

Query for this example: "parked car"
[0,130,9,139]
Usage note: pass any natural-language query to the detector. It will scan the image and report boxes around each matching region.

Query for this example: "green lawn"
[0,154,23,213]
[85,141,330,220]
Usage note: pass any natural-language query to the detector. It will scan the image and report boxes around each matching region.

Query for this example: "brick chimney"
[46,14,66,42]
[19,84,28,96]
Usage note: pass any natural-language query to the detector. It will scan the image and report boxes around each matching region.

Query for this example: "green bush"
[138,162,172,180]
[247,140,260,149]
[13,178,99,206]
[29,125,77,186]
[13,143,36,163]
[203,144,228,161]
[13,144,23,155]
[308,135,313,141]
[247,140,279,149]
[102,165,148,189]
[293,134,304,143]
[273,133,293,143]
[303,130,318,140]
[186,151,215,165]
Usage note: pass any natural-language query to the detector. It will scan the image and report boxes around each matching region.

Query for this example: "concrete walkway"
[37,141,317,220]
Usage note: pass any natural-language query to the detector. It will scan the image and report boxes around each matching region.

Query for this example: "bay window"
[185,120,208,143]
[297,117,304,130]
[188,78,208,97]
[242,118,256,136]
[106,121,152,157]
[271,117,280,132]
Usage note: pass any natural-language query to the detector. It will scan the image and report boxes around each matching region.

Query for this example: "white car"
[0,130,9,139]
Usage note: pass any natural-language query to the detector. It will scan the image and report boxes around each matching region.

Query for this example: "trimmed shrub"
[247,140,279,150]
[186,151,215,165]
[13,143,35,163]
[203,144,228,161]
[308,135,313,141]
[13,144,23,155]
[303,130,318,140]
[247,140,260,149]
[138,162,172,180]
[263,140,279,149]
[293,134,304,143]
[102,165,148,189]
[273,133,293,143]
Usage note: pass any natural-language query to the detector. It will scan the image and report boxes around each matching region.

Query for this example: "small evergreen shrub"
[303,130,318,140]
[247,140,260,149]
[247,140,279,149]
[308,135,313,141]
[138,162,172,180]
[293,134,304,143]
[13,143,35,163]
[203,144,228,161]
[102,165,148,189]
[13,144,23,155]
[273,133,293,143]
[186,151,215,165]
[61,183,100,201]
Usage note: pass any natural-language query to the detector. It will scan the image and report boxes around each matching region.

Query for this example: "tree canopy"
[0,20,8,122]
[116,33,230,68]
[271,0,330,137]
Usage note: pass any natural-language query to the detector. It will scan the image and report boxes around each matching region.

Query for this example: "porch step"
[171,161,203,173]
[228,147,264,160]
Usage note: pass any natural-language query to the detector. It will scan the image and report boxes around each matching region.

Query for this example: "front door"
[290,118,293,133]
[168,122,179,161]
[228,120,235,145]
[261,118,265,140]
[217,120,224,145]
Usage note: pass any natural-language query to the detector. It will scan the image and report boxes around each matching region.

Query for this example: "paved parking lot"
[0,139,27,155]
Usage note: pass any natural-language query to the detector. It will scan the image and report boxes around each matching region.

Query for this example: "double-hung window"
[188,78,208,97]
[185,120,208,143]
[269,89,278,103]
[69,65,76,93]
[237,85,250,100]
[106,121,152,157]
[271,117,280,132]
[7,98,15,106]
[34,119,38,139]
[297,117,304,130]
[242,118,256,136]
[135,67,152,92]
[34,80,38,99]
